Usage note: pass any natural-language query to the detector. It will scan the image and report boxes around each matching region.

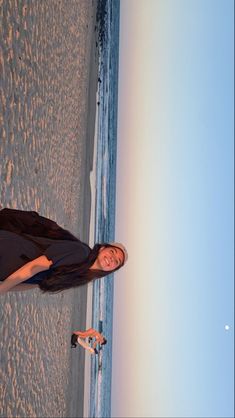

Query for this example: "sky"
[112,1,234,417]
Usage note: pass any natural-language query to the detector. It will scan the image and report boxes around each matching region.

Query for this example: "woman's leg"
[77,337,95,354]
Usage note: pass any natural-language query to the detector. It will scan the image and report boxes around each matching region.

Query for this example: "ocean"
[89,1,120,417]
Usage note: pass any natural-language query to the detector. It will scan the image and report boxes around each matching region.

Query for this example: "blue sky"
[112,1,234,417]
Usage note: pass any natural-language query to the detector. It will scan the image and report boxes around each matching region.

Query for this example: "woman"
[0,208,128,294]
[71,328,107,355]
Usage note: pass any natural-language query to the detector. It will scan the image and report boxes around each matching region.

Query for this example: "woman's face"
[96,246,124,272]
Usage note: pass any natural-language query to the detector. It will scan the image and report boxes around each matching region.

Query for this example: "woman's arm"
[0,255,52,294]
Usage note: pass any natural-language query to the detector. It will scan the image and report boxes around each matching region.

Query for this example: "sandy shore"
[0,1,98,417]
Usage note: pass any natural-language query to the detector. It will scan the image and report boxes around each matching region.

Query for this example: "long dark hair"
[39,243,123,293]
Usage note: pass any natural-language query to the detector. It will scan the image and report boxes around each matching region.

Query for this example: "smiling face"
[93,246,125,272]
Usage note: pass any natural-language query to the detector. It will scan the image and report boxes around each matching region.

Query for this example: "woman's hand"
[0,255,52,294]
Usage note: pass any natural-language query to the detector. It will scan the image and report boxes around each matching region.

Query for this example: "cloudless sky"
[112,1,234,417]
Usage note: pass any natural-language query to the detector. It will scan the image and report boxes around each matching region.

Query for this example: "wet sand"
[0,1,98,417]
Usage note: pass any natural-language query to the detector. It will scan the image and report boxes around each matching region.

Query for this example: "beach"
[0,1,98,417]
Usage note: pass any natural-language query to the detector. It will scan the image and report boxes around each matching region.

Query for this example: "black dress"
[0,208,91,285]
